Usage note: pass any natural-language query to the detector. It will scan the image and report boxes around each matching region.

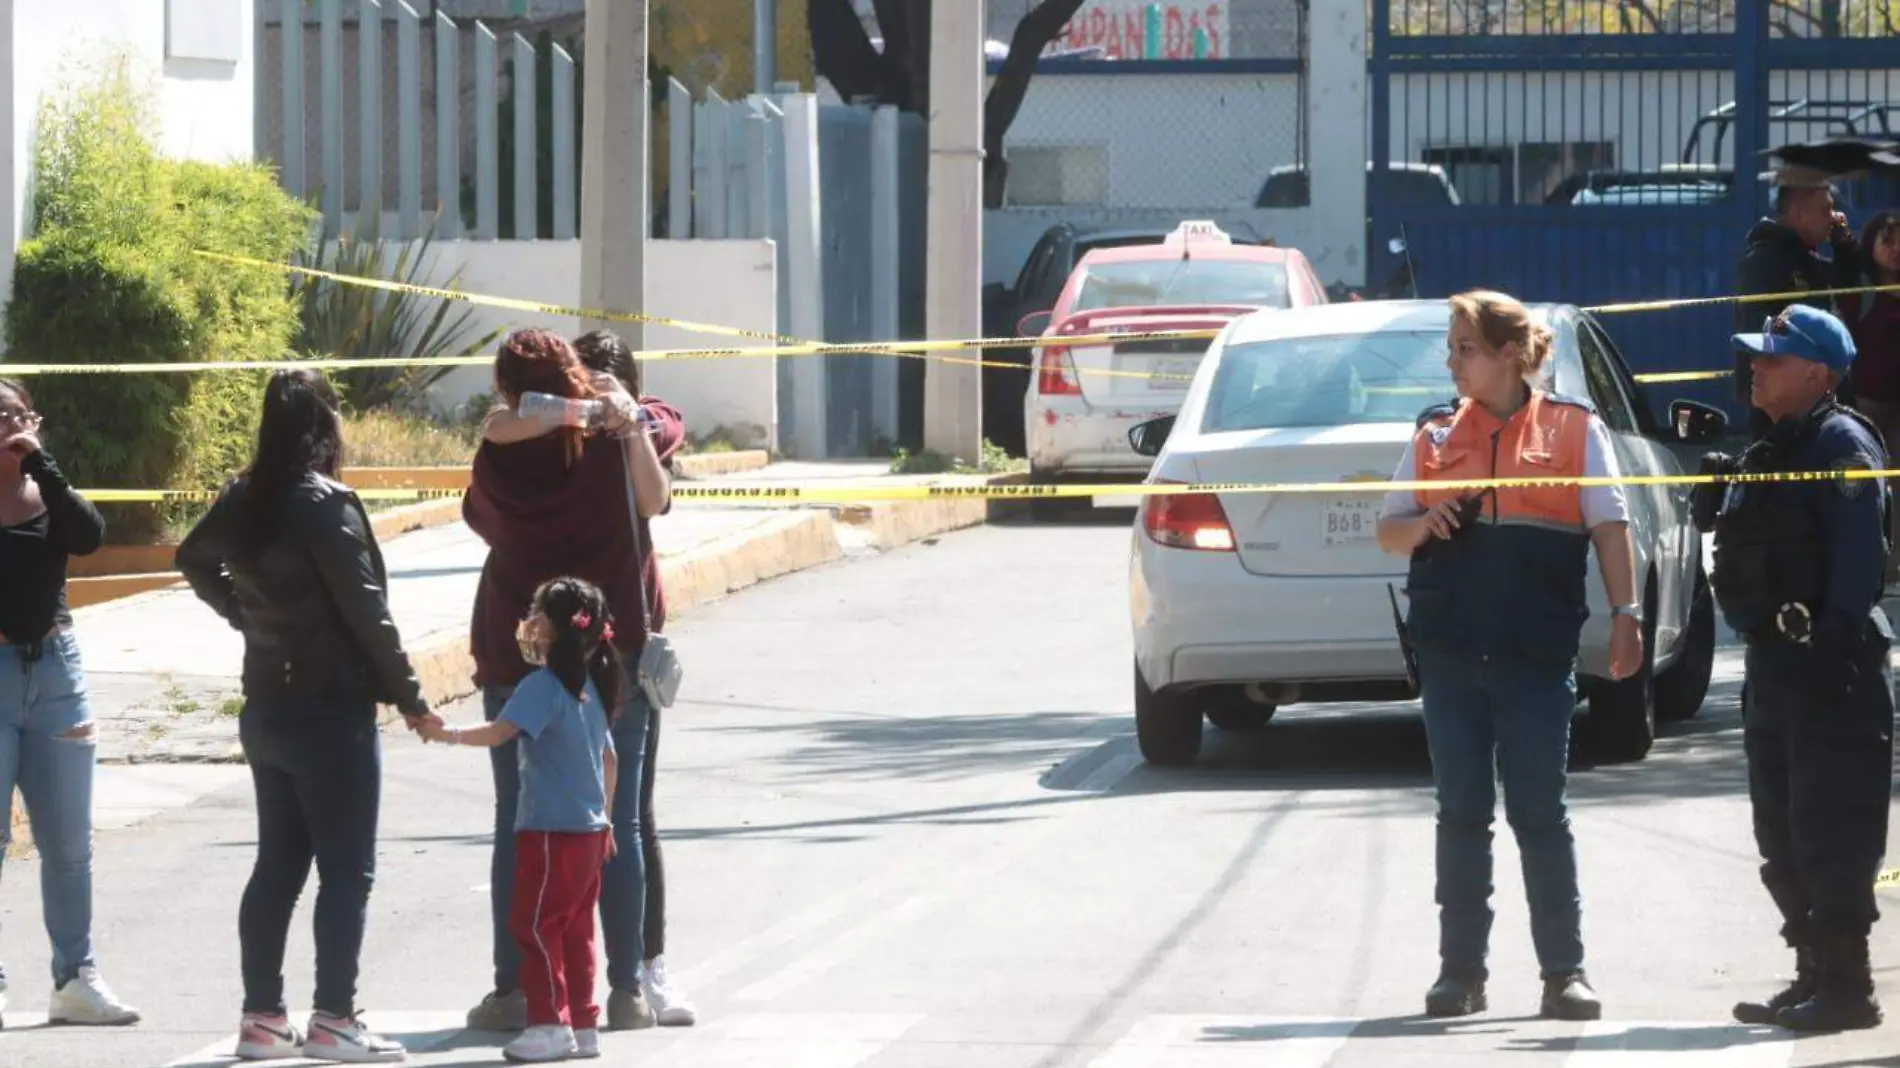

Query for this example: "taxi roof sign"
[1164,220,1231,246]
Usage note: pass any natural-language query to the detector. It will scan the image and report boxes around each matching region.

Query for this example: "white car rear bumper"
[1026,397,1177,477]
[1131,534,1618,695]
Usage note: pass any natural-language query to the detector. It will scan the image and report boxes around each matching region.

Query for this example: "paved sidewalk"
[67,462,1002,764]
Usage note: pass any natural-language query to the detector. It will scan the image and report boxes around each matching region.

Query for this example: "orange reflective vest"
[1402,390,1596,667]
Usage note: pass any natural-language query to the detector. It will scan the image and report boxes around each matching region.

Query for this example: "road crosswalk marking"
[144,1011,1827,1068]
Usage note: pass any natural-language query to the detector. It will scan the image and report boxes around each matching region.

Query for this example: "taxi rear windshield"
[1071,259,1290,313]
[1202,330,1451,432]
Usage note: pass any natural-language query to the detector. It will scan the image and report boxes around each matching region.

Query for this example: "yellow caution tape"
[15,252,1895,386]
[74,464,1900,505]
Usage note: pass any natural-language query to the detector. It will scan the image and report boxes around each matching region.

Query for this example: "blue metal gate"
[1366,0,1900,422]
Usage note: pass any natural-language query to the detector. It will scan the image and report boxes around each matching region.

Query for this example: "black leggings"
[237,705,381,1019]
[640,701,665,959]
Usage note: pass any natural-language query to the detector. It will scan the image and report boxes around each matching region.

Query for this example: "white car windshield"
[1202,330,1452,432]
[1071,259,1290,312]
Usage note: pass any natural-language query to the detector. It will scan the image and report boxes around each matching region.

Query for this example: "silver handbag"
[622,439,682,709]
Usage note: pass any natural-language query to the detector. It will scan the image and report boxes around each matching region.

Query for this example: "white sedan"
[1126,299,1723,766]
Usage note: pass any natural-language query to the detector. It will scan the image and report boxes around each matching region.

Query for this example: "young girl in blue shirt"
[427,578,621,1063]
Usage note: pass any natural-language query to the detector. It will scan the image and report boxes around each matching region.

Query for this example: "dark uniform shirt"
[1717,403,1889,643]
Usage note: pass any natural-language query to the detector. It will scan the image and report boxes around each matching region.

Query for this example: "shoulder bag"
[620,435,683,709]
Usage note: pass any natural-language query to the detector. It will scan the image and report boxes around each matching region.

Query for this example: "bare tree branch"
[982,0,1089,208]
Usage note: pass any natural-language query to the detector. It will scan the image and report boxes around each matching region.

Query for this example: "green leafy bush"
[2,57,316,541]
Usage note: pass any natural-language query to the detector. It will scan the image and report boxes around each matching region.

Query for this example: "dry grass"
[342,409,481,468]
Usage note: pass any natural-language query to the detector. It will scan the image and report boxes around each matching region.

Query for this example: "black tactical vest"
[1710,401,1890,633]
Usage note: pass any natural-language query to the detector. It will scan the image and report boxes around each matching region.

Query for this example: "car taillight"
[1036,345,1082,396]
[1141,482,1236,552]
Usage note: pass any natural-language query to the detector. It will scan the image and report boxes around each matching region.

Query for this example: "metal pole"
[754,0,779,95]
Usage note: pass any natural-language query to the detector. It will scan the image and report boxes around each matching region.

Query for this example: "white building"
[0,0,257,329]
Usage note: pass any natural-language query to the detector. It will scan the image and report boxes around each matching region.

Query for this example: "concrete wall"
[2,0,255,335]
[418,239,782,453]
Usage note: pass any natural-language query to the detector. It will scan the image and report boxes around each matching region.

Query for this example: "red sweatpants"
[510,830,611,1029]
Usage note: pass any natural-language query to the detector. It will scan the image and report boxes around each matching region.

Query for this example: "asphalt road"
[3,512,1900,1067]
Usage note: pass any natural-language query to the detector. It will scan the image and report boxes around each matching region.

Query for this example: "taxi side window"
[1575,322,1638,435]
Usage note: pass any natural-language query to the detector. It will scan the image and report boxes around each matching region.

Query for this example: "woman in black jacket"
[178,369,437,1064]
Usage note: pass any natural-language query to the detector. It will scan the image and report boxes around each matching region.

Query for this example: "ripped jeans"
[0,631,99,988]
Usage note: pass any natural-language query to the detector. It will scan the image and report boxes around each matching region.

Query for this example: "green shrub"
[3,56,317,542]
[293,213,503,412]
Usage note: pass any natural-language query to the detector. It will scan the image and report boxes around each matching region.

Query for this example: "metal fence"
[984,0,1307,211]
[1368,0,1900,420]
[662,84,929,456]
[257,0,584,240]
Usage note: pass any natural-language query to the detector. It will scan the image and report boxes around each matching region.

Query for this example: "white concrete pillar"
[1308,1,1368,288]
[580,0,648,348]
[923,0,985,462]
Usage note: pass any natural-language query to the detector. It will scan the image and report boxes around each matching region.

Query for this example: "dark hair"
[0,378,32,411]
[573,330,641,397]
[236,369,344,556]
[1861,211,1900,283]
[532,576,624,725]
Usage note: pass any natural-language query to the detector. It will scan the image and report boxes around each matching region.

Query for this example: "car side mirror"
[1128,414,1177,458]
[1669,399,1728,443]
[1017,310,1054,338]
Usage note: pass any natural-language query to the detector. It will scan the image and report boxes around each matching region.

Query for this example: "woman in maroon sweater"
[1839,210,1900,583]
[459,330,683,1034]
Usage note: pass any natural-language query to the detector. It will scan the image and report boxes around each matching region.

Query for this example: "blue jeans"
[485,660,651,994]
[237,695,382,1018]
[0,632,99,987]
[1418,648,1585,979]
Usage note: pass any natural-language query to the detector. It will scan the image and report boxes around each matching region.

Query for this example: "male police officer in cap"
[1694,304,1895,1032]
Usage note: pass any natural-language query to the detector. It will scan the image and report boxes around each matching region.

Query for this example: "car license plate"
[1322,499,1379,547]
[1147,359,1197,389]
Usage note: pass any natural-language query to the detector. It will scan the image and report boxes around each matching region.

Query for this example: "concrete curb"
[381,486,998,722]
[674,450,772,479]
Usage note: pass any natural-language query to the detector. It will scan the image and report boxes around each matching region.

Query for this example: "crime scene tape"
[13,254,1898,386]
[74,463,1900,505]
[172,251,1189,385]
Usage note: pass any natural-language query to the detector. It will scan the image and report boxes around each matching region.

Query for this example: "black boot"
[1540,971,1603,1021]
[1775,935,1883,1032]
[1734,943,1816,1024]
[1424,966,1487,1018]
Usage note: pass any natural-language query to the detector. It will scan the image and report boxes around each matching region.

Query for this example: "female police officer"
[1376,289,1643,1021]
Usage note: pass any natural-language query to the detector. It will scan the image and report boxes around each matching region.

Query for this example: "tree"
[807,0,1089,207]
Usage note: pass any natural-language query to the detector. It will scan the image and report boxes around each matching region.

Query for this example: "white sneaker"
[640,957,697,1026]
[503,1023,577,1063]
[235,1013,305,1060]
[48,966,140,1026]
[573,1027,601,1059]
[302,1012,406,1063]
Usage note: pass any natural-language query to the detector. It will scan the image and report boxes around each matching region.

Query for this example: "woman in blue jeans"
[1375,291,1643,1021]
[0,377,140,1029]
[179,370,438,1063]
[460,330,684,1033]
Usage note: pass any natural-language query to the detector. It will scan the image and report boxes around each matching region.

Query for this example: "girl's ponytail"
[533,577,623,719]
[586,627,625,726]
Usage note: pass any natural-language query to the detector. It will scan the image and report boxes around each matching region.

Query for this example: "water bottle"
[517,391,605,430]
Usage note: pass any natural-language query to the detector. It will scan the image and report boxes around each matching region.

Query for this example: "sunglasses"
[1762,313,1823,354]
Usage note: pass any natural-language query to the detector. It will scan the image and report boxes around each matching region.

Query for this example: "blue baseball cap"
[1732,304,1857,375]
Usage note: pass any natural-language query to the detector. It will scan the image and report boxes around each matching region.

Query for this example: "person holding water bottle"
[461,330,683,1036]
[424,577,624,1064]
